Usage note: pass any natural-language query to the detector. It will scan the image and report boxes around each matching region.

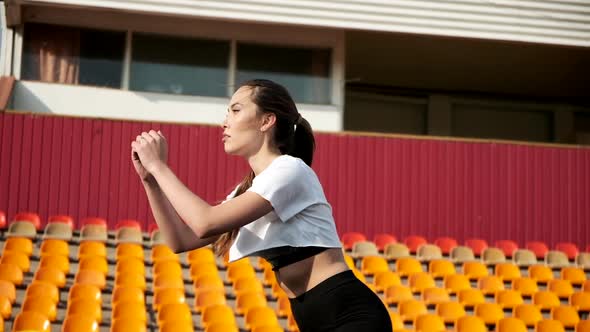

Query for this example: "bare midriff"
[274,248,350,298]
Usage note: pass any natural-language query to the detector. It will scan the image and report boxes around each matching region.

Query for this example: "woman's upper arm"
[192,191,273,238]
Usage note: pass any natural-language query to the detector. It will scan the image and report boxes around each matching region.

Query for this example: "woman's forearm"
[142,177,217,253]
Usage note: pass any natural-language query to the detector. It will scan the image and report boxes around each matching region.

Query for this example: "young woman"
[131,79,392,331]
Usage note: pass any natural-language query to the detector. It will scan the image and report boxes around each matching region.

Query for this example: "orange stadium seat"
[39,254,70,274]
[360,255,389,275]
[151,244,179,263]
[154,260,183,278]
[205,322,239,332]
[116,257,146,276]
[398,299,427,322]
[22,296,57,321]
[513,304,543,327]
[190,262,219,281]
[528,264,554,283]
[555,242,579,260]
[570,291,590,311]
[577,321,590,332]
[187,247,216,265]
[75,269,107,290]
[526,241,549,259]
[429,259,456,279]
[34,266,66,288]
[160,321,195,332]
[408,272,436,294]
[62,313,99,332]
[111,318,147,332]
[384,284,413,306]
[195,289,227,313]
[462,261,488,280]
[235,291,267,315]
[421,287,450,306]
[458,289,486,308]
[3,237,33,256]
[415,314,446,332]
[276,294,292,318]
[227,264,257,284]
[112,286,145,305]
[436,301,466,324]
[495,262,521,282]
[404,235,427,254]
[474,302,504,326]
[561,266,586,286]
[477,275,505,295]
[495,240,519,258]
[512,277,539,297]
[0,295,11,319]
[245,306,280,330]
[12,311,51,332]
[536,319,565,332]
[153,287,185,311]
[548,279,575,299]
[157,302,192,326]
[252,326,284,332]
[153,273,184,291]
[79,256,109,275]
[434,237,458,255]
[194,274,225,294]
[373,233,397,252]
[66,298,102,323]
[389,311,404,331]
[233,277,265,296]
[201,304,236,329]
[0,280,15,304]
[40,238,69,257]
[114,271,145,291]
[341,232,366,250]
[533,291,561,311]
[495,290,524,310]
[78,241,107,259]
[68,283,102,304]
[0,250,30,272]
[551,305,580,328]
[0,263,24,285]
[395,257,422,277]
[116,243,144,260]
[444,274,471,295]
[465,238,488,257]
[112,300,147,323]
[373,271,401,292]
[25,281,60,304]
[455,315,487,332]
[497,317,527,332]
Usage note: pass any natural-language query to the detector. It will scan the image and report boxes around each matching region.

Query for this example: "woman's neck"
[247,149,281,176]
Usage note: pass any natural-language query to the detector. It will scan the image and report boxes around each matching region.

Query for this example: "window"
[130,33,229,97]
[22,23,125,88]
[236,43,331,104]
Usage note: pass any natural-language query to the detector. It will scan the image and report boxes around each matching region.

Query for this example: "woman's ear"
[260,113,277,132]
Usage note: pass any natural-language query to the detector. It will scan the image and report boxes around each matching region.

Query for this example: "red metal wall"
[1,111,589,248]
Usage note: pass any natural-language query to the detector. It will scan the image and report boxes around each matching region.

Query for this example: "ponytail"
[291,116,315,166]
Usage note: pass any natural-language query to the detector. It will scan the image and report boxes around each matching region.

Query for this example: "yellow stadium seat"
[227,264,256,284]
[458,288,486,308]
[75,269,106,290]
[110,318,147,332]
[235,291,267,315]
[40,239,69,257]
[551,305,580,328]
[561,267,586,286]
[78,241,107,259]
[22,296,57,321]
[0,280,15,304]
[114,272,145,291]
[112,286,144,305]
[252,326,284,332]
[25,281,60,304]
[34,266,65,288]
[478,275,505,295]
[39,254,70,274]
[384,285,413,306]
[398,299,427,322]
[548,279,575,299]
[495,289,524,310]
[245,306,279,330]
[388,310,404,330]
[68,284,102,304]
[116,243,144,260]
[160,320,195,332]
[79,256,109,275]
[116,257,146,276]
[436,301,466,324]
[421,287,450,306]
[474,302,504,325]
[0,263,23,285]
[408,272,436,294]
[194,274,225,293]
[528,264,554,283]
[360,256,389,276]
[495,262,521,282]
[190,262,219,281]
[276,294,292,318]
[66,298,102,323]
[1,250,30,272]
[201,304,236,329]
[577,320,590,332]
[512,277,539,297]
[0,295,11,319]
[187,247,216,265]
[205,322,239,332]
[151,244,179,263]
[61,313,99,332]
[12,311,51,332]
[287,314,300,332]
[112,300,147,323]
[536,319,565,332]
[571,291,590,311]
[444,273,471,295]
[513,304,543,327]
[497,317,527,332]
[154,273,184,292]
[463,261,489,280]
[429,259,456,279]
[233,277,265,296]
[4,237,33,256]
[415,314,446,332]
[373,271,401,292]
[153,287,185,311]
[154,260,183,278]
[395,257,422,277]
[533,291,561,311]
[456,315,487,332]
[158,302,192,326]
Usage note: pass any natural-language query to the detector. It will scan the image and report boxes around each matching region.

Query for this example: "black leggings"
[289,270,392,332]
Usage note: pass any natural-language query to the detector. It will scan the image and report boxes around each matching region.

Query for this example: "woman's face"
[222,86,266,156]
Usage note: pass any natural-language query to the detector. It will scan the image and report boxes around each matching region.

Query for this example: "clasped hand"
[131,130,168,180]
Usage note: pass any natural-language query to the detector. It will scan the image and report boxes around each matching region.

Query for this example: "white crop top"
[228,155,342,262]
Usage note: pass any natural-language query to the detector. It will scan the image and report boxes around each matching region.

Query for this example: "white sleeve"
[247,159,315,222]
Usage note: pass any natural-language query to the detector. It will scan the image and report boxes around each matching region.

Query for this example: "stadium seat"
[112,300,147,323]
[450,246,475,263]
[154,260,183,278]
[0,295,11,319]
[570,292,590,311]
[444,274,471,294]
[415,314,446,332]
[47,214,75,229]
[195,289,226,313]
[495,240,519,258]
[434,237,458,255]
[360,255,389,275]
[495,262,521,282]
[0,250,30,272]
[561,266,586,286]
[584,280,590,292]
[404,235,427,254]
[389,311,404,331]
[478,275,505,295]
[341,232,366,250]
[160,321,195,332]
[205,322,239,332]
[151,244,179,263]
[512,277,539,297]
[66,298,102,323]
[398,299,427,322]
[533,291,561,311]
[62,313,99,332]
[513,249,538,266]
[436,301,466,324]
[22,296,57,321]
[245,306,279,330]
[116,243,144,260]
[577,320,590,332]
[43,222,72,241]
[80,223,108,242]
[577,253,590,269]
[74,269,106,291]
[495,290,524,310]
[0,263,23,285]
[395,257,422,277]
[40,239,69,257]
[157,302,192,326]
[546,250,570,268]
[252,326,284,332]
[114,271,145,291]
[12,311,51,332]
[78,241,107,260]
[462,261,488,280]
[482,247,506,265]
[276,294,292,318]
[465,238,488,257]
[497,317,527,332]
[233,277,265,296]
[455,315,487,332]
[373,233,397,252]
[373,271,401,292]
[39,254,70,274]
[34,266,67,288]
[536,319,565,332]
[458,289,486,308]
[79,256,109,275]
[408,272,436,294]
[351,241,379,257]
[13,212,41,229]
[385,285,413,306]
[417,244,442,261]
[528,264,554,283]
[555,242,579,260]
[112,286,145,305]
[25,281,60,304]
[194,274,225,293]
[474,302,504,325]
[110,318,147,332]
[0,211,5,230]
[153,287,185,311]
[235,291,267,315]
[551,305,580,328]
[227,264,257,284]
[548,279,575,299]
[384,243,410,260]
[513,304,543,327]
[421,287,450,306]
[154,273,184,291]
[6,221,37,238]
[0,280,16,304]
[428,259,456,280]
[116,257,146,276]
[3,237,33,256]
[187,247,216,265]
[526,241,549,259]
[201,304,236,329]
[116,226,143,244]
[68,284,102,304]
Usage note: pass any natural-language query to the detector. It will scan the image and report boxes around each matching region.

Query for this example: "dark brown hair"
[213,79,315,256]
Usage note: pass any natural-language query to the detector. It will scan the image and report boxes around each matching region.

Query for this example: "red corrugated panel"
[0,112,588,248]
